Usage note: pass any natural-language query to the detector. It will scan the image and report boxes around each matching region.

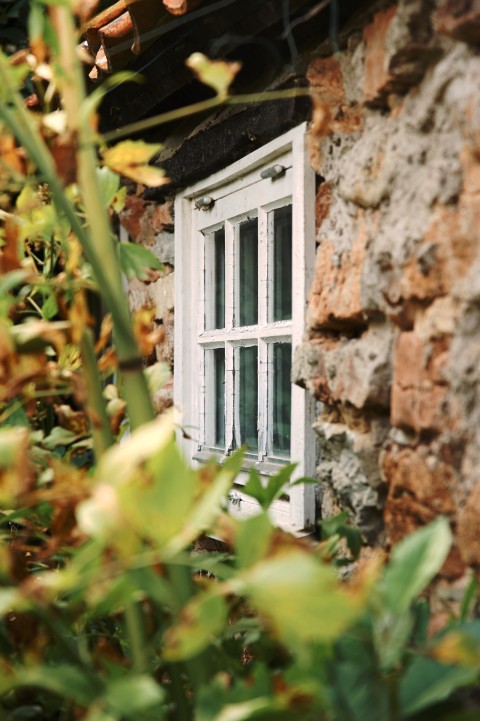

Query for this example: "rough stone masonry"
[121,0,480,605]
[293,0,480,596]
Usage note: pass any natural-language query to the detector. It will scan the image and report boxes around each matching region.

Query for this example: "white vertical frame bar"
[258,206,268,460]
[224,219,235,451]
[288,126,316,529]
[174,197,199,453]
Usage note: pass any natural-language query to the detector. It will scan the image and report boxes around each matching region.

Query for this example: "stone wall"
[120,188,175,414]
[294,0,480,586]
[121,0,480,592]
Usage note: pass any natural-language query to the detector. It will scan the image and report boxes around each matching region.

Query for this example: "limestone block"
[315,419,388,542]
[457,484,480,566]
[149,271,174,322]
[390,330,461,434]
[294,323,394,410]
[383,444,457,542]
[127,277,150,313]
[307,210,379,330]
[121,193,173,244]
[363,0,441,107]
[152,230,174,266]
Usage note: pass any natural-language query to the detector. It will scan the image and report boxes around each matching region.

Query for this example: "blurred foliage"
[0,2,479,721]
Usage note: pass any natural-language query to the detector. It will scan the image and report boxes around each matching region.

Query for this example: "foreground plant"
[0,1,480,720]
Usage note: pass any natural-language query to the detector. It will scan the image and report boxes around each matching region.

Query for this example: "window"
[175,124,316,531]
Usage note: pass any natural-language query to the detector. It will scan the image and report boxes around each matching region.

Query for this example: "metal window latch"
[260,164,285,180]
[228,491,242,506]
[195,195,215,210]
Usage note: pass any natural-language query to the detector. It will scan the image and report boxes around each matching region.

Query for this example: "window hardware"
[229,491,242,506]
[195,195,215,210]
[260,164,285,180]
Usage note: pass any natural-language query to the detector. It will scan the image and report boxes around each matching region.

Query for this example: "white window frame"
[174,123,316,532]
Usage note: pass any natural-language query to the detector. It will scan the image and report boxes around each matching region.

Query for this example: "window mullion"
[225,341,235,453]
[258,337,268,460]
[225,221,234,330]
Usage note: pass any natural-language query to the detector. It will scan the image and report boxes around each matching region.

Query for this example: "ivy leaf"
[102,141,168,187]
[185,53,241,98]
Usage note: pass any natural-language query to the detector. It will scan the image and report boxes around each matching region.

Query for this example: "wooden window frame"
[174,123,316,531]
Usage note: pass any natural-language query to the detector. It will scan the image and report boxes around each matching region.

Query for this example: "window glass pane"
[214,228,225,329]
[272,343,291,455]
[214,348,225,447]
[272,205,292,321]
[205,228,225,330]
[238,218,258,326]
[238,345,258,451]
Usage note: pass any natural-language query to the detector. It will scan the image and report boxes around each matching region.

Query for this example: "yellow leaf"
[185,53,241,98]
[103,140,162,170]
[123,165,169,188]
[102,141,167,187]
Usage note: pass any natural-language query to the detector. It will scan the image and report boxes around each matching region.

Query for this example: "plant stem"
[124,601,148,673]
[50,7,155,431]
[79,329,114,458]
[103,86,310,143]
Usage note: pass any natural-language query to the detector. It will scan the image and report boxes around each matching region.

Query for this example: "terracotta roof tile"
[83,0,204,80]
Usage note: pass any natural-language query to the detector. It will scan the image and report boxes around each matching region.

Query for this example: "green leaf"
[243,464,296,510]
[163,593,228,661]
[382,517,452,613]
[118,440,196,548]
[118,241,163,280]
[373,608,414,672]
[104,675,164,716]
[41,426,78,450]
[96,167,120,209]
[460,574,478,622]
[41,291,58,320]
[399,656,477,717]
[12,665,96,706]
[239,551,365,647]
[145,362,170,395]
[235,512,273,569]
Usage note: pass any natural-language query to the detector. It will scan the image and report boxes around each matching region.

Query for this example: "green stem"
[103,87,310,143]
[79,328,114,458]
[124,601,148,673]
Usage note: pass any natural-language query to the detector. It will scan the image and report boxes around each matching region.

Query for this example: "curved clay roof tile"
[85,0,127,54]
[98,11,135,73]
